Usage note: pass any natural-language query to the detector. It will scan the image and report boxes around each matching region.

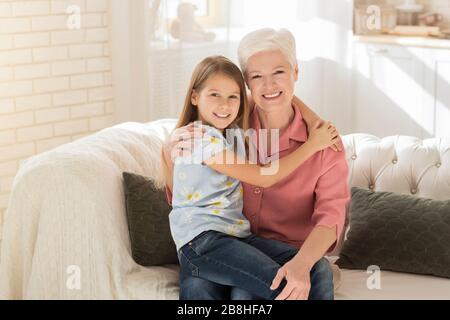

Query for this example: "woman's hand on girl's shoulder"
[164,122,206,163]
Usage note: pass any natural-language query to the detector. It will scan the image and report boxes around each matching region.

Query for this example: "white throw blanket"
[0,120,180,299]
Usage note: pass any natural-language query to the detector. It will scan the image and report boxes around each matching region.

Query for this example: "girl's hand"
[310,120,342,152]
[307,120,340,152]
[163,122,205,163]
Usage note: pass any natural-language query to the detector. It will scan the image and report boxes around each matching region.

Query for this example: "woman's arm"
[204,124,338,188]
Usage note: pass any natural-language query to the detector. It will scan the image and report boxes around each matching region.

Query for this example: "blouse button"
[411,188,417,194]
[392,159,397,164]
[254,188,261,195]
[351,155,357,160]
[369,185,374,190]
[436,162,441,168]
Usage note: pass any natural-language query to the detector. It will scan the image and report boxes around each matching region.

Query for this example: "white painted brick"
[88,86,112,102]
[51,30,85,45]
[54,119,88,135]
[15,94,51,111]
[14,63,50,80]
[87,0,108,12]
[0,130,15,146]
[70,73,103,89]
[33,46,68,62]
[105,101,114,113]
[31,15,67,31]
[0,194,11,210]
[14,32,49,48]
[0,112,34,130]
[0,67,13,82]
[103,43,110,56]
[36,136,71,154]
[104,71,112,84]
[0,81,33,99]
[71,133,90,141]
[0,160,18,177]
[0,99,15,114]
[103,12,108,26]
[82,13,103,27]
[0,35,13,50]
[69,43,103,58]
[0,18,30,34]
[0,176,14,193]
[86,28,108,42]
[12,1,50,17]
[0,3,11,18]
[0,142,35,162]
[53,89,87,106]
[51,0,85,14]
[0,49,32,66]
[89,114,114,131]
[34,77,69,93]
[51,60,85,76]
[17,124,53,142]
[35,107,69,124]
[87,57,110,72]
[70,102,103,118]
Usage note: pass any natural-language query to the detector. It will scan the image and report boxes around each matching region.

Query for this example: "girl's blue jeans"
[178,230,334,300]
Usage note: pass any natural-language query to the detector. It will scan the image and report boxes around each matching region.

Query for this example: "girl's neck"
[256,104,294,132]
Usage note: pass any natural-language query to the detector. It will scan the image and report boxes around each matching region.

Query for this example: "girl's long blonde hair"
[176,55,250,133]
[161,56,250,187]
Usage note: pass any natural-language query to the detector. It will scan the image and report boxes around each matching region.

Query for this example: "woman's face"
[246,50,298,113]
[191,73,241,131]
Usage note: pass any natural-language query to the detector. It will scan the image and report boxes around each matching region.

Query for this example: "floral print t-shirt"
[169,124,251,251]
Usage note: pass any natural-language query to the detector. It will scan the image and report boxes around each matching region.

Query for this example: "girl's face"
[191,73,241,131]
[246,50,298,113]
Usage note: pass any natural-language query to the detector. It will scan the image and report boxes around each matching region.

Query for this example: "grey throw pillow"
[336,187,450,278]
[123,172,178,266]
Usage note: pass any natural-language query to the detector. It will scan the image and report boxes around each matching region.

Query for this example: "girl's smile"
[191,73,241,130]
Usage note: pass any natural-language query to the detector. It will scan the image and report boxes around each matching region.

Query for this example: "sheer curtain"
[111,0,354,133]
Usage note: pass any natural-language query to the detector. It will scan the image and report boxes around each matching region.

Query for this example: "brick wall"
[0,0,116,227]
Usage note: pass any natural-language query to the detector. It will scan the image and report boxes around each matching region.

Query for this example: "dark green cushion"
[336,187,450,278]
[122,172,178,266]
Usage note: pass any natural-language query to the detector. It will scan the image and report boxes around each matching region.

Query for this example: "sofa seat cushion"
[335,267,450,300]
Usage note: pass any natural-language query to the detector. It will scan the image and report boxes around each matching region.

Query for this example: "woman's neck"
[256,104,294,132]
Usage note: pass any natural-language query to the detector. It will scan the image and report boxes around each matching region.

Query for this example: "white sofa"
[0,119,449,299]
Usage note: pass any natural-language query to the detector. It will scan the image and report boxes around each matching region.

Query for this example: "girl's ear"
[191,90,199,106]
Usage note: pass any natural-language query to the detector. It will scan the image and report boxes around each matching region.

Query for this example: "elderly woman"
[164,28,350,300]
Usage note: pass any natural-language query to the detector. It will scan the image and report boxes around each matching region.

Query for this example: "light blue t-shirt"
[169,124,251,251]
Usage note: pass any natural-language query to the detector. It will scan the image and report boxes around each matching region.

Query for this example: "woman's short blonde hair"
[237,28,297,76]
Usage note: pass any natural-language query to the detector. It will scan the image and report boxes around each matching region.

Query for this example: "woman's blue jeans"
[178,230,334,300]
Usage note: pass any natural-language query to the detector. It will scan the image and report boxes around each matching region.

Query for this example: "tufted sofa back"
[341,134,450,201]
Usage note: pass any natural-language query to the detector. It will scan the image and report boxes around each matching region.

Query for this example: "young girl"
[166,56,338,300]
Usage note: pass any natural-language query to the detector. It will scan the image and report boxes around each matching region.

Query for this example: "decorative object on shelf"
[418,12,443,27]
[384,25,440,37]
[170,2,216,43]
[396,0,424,26]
